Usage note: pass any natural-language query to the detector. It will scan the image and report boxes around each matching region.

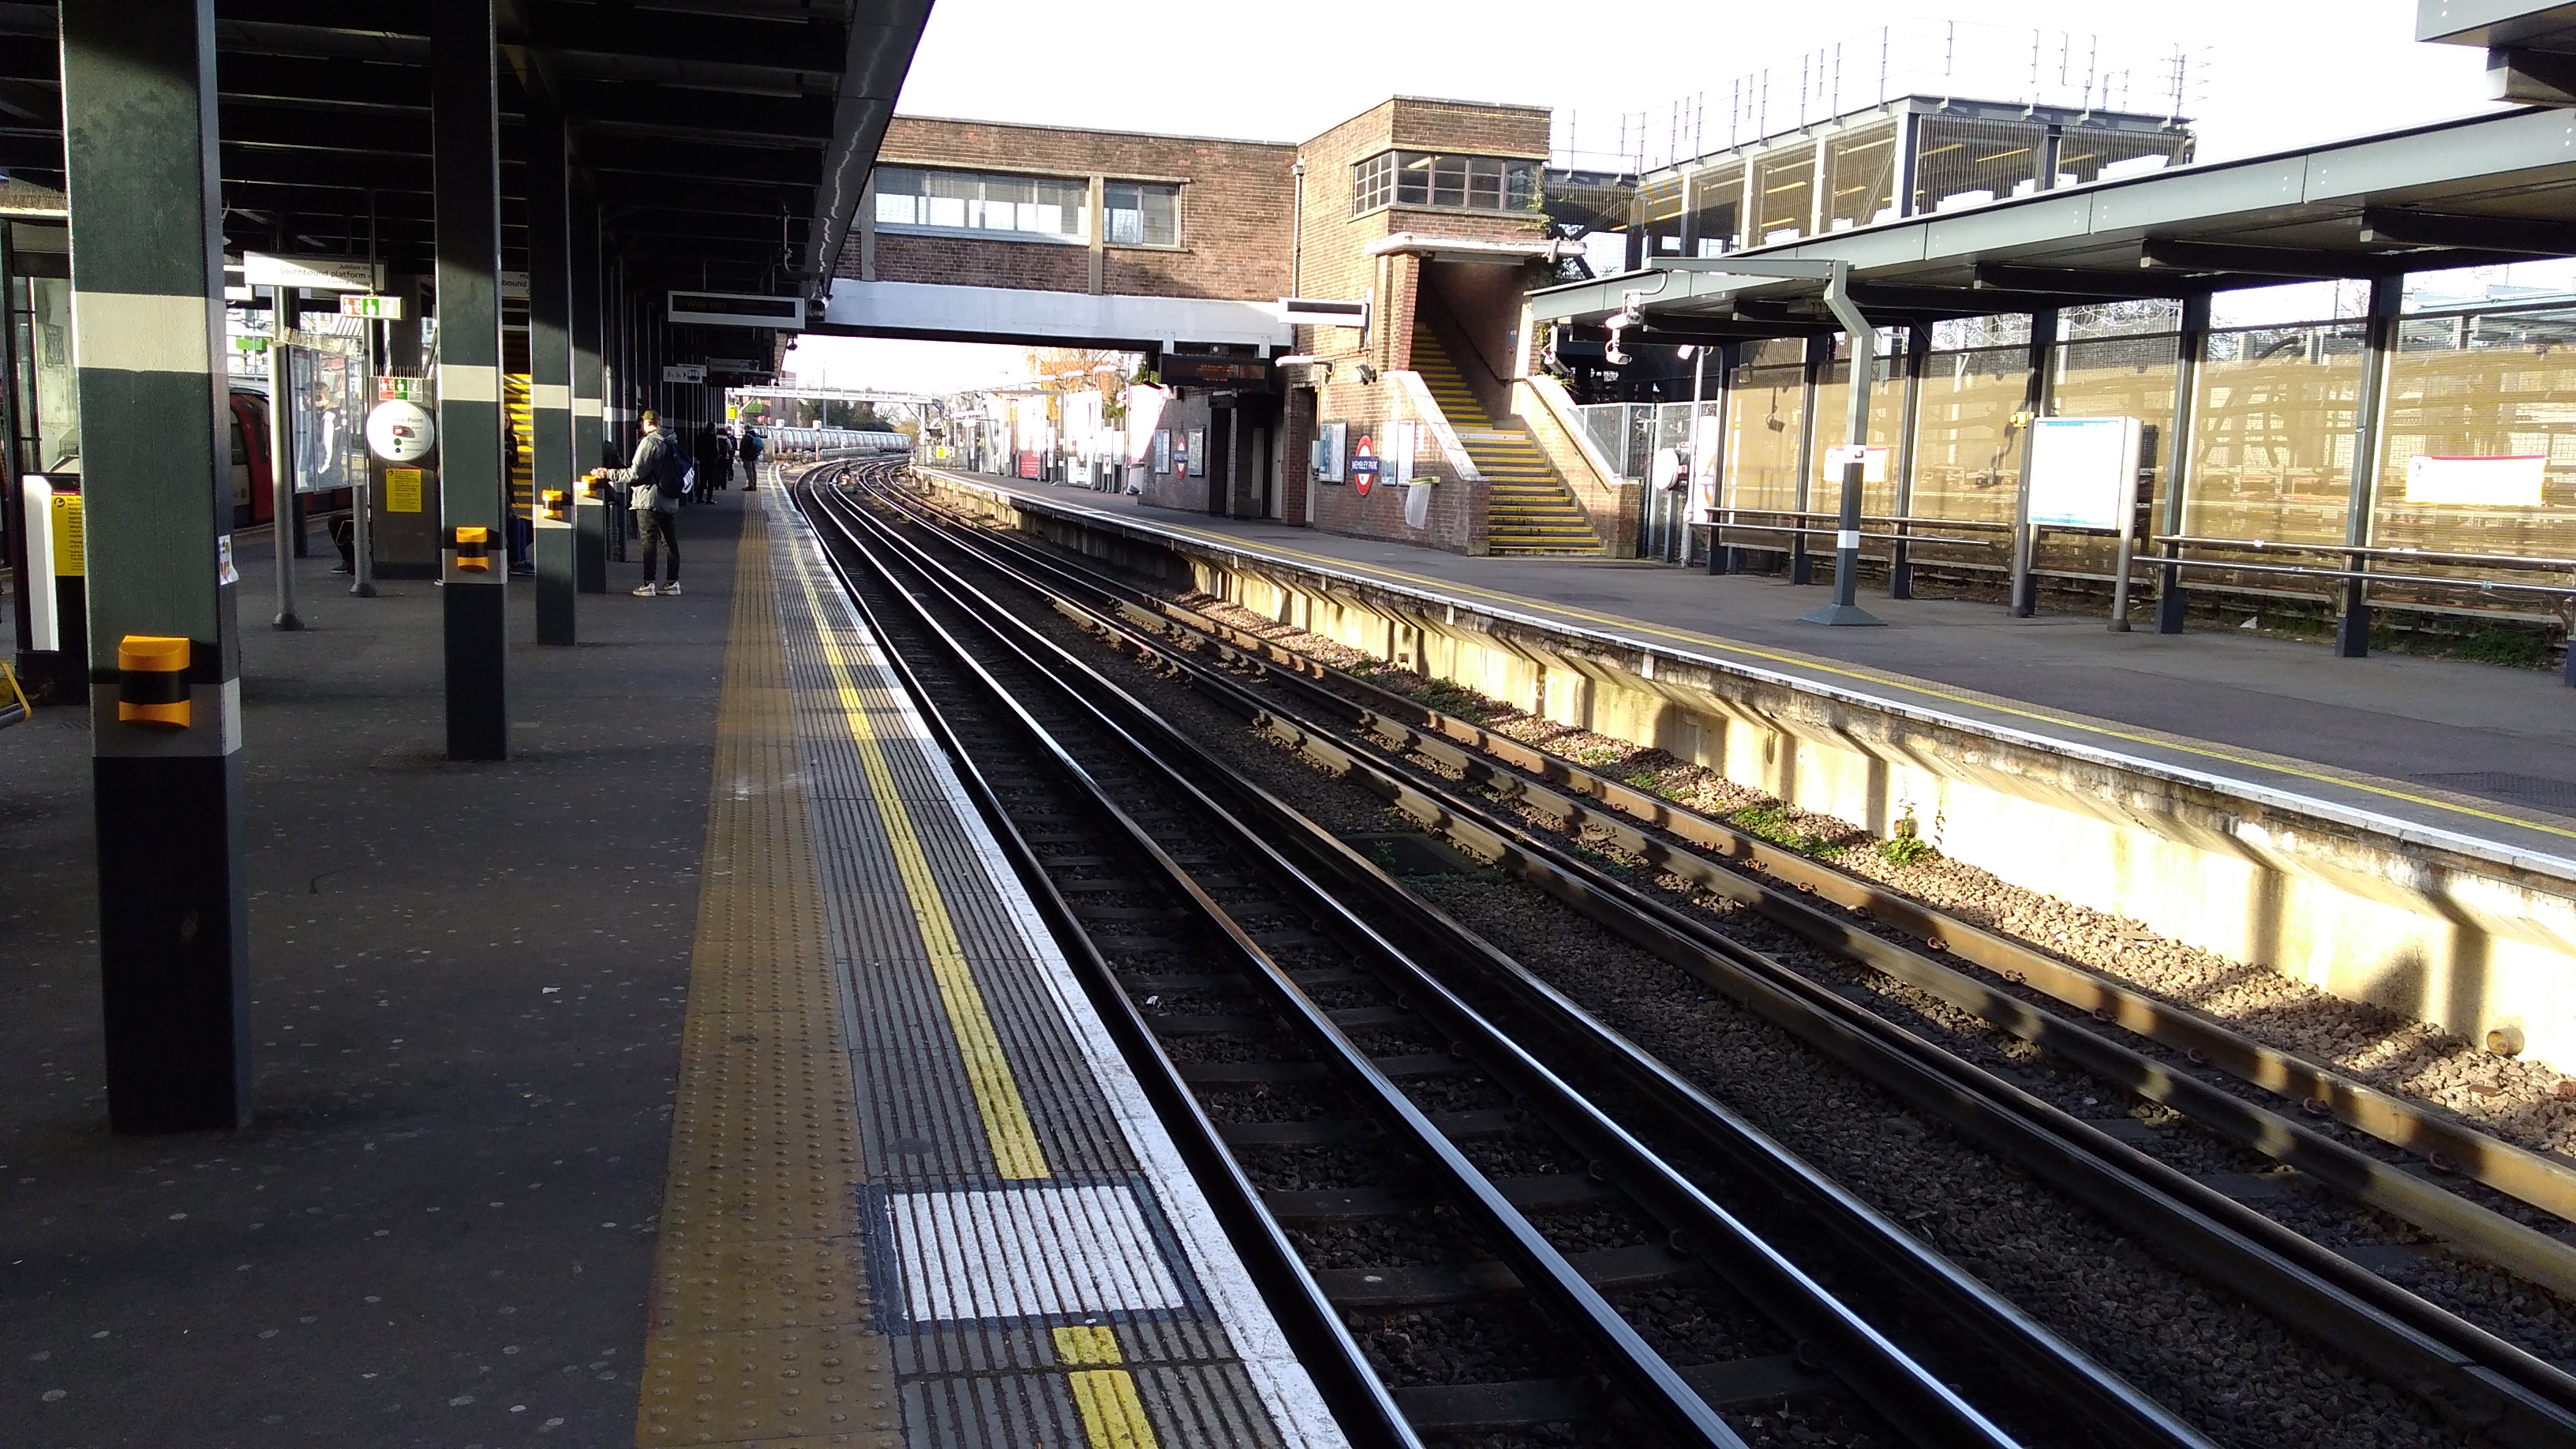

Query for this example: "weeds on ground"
[1723,803,1842,856]
[1878,833,1939,867]
[2454,626,2549,668]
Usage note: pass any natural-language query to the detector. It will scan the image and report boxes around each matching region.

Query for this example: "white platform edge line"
[784,501,1352,1449]
[926,467,2576,885]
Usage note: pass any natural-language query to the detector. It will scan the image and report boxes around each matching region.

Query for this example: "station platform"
[927,469,2576,877]
[0,488,1337,1448]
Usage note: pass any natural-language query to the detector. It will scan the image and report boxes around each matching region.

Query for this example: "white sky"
[784,0,2503,395]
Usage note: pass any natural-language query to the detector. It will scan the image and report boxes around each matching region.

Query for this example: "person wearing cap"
[590,409,687,596]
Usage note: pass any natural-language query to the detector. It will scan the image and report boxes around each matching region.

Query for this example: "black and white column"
[432,0,507,758]
[63,0,251,1131]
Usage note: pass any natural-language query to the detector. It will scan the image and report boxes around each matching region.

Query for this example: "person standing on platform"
[693,423,726,505]
[714,425,736,489]
[738,425,764,491]
[592,409,686,596]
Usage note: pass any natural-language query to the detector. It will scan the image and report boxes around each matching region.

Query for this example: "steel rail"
[813,481,2051,1449]
[799,479,1752,1449]
[822,482,2179,1449]
[919,477,2576,1258]
[863,475,2576,1449]
[789,466,1424,1449]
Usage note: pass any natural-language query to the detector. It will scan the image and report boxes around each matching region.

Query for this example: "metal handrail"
[1709,519,2001,549]
[2143,553,2576,598]
[1717,507,2016,533]
[2151,535,2576,572]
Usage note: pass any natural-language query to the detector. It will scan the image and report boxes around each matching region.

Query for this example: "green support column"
[63,0,251,1131]
[2155,294,2211,635]
[433,0,508,758]
[528,96,575,643]
[571,190,607,592]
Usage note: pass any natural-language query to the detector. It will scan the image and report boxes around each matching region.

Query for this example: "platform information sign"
[339,294,402,320]
[2404,454,2546,507]
[243,252,381,293]
[51,491,80,577]
[2025,416,2142,530]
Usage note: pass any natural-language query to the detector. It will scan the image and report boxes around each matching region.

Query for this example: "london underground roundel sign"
[1351,432,1378,496]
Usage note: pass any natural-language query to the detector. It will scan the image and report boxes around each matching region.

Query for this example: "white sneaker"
[658,582,683,596]
[631,582,657,597]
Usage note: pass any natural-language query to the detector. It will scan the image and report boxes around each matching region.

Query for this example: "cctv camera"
[1604,342,1631,367]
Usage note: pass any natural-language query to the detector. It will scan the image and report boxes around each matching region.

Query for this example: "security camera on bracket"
[1601,292,1646,368]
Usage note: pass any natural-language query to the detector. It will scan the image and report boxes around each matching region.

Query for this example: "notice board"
[2025,416,2142,530]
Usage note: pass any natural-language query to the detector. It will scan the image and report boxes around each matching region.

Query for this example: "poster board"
[1187,426,1207,478]
[2025,416,2142,530]
[1316,421,1347,482]
[1151,429,1171,475]
[1387,421,1418,488]
[2404,455,2546,507]
[1821,444,1889,483]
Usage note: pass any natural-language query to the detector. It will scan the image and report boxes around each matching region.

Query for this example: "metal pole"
[2009,308,2059,618]
[571,188,607,592]
[2155,293,2208,634]
[2336,276,2401,659]
[63,0,253,1130]
[432,0,508,760]
[350,470,376,597]
[528,93,575,645]
[1802,262,1881,627]
[1789,334,1823,585]
[2109,455,2142,631]
[266,284,303,630]
[1683,346,1706,567]
[1889,324,1927,598]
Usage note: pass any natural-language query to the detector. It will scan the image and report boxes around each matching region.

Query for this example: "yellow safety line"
[1053,1326,1163,1449]
[944,472,2576,848]
[788,548,1053,1180]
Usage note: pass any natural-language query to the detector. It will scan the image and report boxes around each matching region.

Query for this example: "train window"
[230,413,247,466]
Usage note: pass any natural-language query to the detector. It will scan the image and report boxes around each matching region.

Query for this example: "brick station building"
[835,96,1633,557]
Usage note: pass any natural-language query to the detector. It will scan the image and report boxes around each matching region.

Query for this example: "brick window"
[1352,151,1537,216]
[874,167,1090,243]
[1103,182,1181,247]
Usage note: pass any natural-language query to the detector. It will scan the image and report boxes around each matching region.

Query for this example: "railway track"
[814,460,2576,1447]
[792,464,2225,1449]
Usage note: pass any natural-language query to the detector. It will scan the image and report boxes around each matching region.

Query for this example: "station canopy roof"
[1527,105,2576,339]
[0,0,930,298]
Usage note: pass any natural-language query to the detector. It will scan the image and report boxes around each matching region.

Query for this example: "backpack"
[652,435,691,500]
[739,429,764,461]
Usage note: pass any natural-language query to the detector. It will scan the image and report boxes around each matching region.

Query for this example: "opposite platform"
[924,468,2576,878]
[635,492,1341,1448]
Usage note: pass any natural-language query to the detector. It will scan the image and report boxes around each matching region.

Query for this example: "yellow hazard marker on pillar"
[1053,1326,1163,1449]
[789,556,1052,1181]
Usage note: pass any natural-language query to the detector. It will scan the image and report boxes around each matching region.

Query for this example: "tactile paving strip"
[638,496,902,1447]
[766,500,1347,1449]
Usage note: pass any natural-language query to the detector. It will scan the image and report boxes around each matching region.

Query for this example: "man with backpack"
[693,423,726,504]
[738,425,765,491]
[591,409,687,596]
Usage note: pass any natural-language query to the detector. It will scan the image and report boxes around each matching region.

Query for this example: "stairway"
[1409,332,1605,556]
